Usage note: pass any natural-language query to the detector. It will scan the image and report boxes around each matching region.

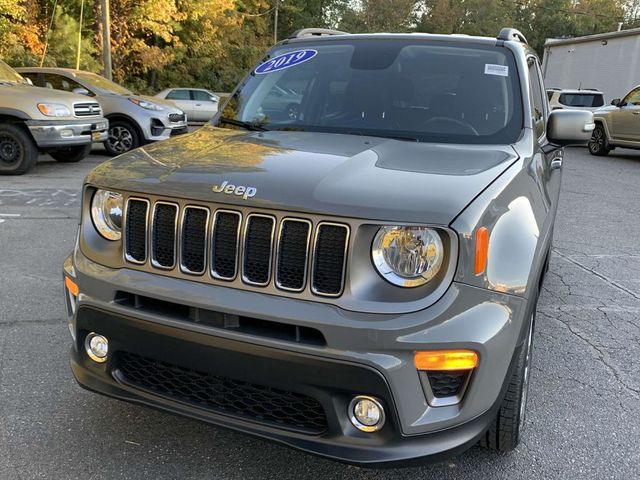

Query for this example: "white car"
[155,88,220,123]
[546,88,605,112]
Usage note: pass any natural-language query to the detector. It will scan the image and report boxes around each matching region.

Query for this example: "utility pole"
[75,0,85,70]
[274,0,279,43]
[100,0,113,80]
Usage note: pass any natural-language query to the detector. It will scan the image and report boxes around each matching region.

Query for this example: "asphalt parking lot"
[0,145,639,479]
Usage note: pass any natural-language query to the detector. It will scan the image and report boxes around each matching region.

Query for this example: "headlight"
[372,226,444,287]
[91,189,123,241]
[37,103,71,117]
[128,98,165,111]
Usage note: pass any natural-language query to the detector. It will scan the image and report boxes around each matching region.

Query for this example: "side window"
[623,87,640,106]
[527,57,546,138]
[43,74,84,93]
[192,90,212,101]
[21,72,40,86]
[166,89,190,100]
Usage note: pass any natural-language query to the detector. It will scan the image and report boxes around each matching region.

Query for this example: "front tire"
[0,123,38,175]
[49,144,92,163]
[479,312,535,452]
[588,124,611,156]
[104,120,140,156]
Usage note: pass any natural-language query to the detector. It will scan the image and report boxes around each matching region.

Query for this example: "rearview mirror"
[72,87,90,96]
[611,98,621,106]
[546,109,595,146]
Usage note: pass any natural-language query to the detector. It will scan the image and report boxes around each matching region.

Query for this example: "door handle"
[550,158,563,169]
[633,111,640,115]
[195,104,202,106]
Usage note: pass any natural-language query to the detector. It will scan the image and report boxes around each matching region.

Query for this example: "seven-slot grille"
[73,102,102,117]
[123,197,349,297]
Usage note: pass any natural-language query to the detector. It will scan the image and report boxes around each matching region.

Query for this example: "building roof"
[544,27,640,48]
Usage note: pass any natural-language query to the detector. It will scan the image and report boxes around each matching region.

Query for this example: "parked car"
[260,84,303,121]
[0,60,107,175]
[588,85,640,156]
[154,88,219,123]
[546,88,605,112]
[63,28,593,465]
[16,67,188,156]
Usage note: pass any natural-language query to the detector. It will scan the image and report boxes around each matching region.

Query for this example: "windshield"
[0,60,27,84]
[217,39,523,144]
[74,71,132,95]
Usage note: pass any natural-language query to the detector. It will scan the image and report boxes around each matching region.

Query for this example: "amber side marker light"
[65,276,79,297]
[414,350,479,371]
[474,226,489,275]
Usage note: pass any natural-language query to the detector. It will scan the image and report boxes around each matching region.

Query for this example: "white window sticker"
[485,64,509,77]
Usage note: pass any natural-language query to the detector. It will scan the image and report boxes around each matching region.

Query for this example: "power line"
[232,5,277,17]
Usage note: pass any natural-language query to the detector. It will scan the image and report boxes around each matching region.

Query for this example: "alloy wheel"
[589,128,604,154]
[108,126,134,154]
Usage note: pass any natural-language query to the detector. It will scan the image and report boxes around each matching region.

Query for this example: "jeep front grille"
[123,197,350,297]
[73,102,102,117]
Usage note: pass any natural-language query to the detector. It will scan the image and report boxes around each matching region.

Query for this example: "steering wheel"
[421,117,480,136]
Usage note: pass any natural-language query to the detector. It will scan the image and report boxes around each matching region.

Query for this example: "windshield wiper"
[345,131,419,142]
[379,134,419,142]
[219,117,268,131]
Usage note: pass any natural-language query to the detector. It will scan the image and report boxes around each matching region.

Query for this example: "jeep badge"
[212,180,257,200]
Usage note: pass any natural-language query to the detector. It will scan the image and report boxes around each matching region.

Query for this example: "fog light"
[349,396,385,432]
[60,129,74,138]
[85,333,108,363]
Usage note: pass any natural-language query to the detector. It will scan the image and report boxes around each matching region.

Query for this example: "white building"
[542,28,640,103]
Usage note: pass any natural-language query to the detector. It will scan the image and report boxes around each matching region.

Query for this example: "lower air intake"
[427,371,469,398]
[114,351,328,434]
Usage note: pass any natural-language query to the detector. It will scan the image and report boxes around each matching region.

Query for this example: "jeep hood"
[86,125,519,225]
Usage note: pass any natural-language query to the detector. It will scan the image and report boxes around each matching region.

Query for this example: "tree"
[340,0,420,32]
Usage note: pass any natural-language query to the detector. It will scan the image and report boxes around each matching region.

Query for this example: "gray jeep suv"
[63,28,593,465]
[17,68,188,156]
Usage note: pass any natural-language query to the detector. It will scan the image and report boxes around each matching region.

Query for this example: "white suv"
[547,88,605,112]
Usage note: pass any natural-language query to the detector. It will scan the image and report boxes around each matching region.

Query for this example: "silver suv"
[63,28,593,465]
[0,60,107,175]
[588,85,640,156]
[546,88,605,112]
[17,68,188,156]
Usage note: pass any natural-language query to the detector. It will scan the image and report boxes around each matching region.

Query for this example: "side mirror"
[611,98,621,106]
[72,87,90,96]
[547,109,595,146]
[210,96,218,103]
[24,77,33,86]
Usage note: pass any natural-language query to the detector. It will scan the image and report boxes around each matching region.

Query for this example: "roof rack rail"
[497,28,528,44]
[289,28,348,39]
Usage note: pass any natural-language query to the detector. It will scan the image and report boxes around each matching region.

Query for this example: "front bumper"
[27,118,108,147]
[63,250,529,465]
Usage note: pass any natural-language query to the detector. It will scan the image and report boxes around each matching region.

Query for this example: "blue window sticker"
[254,49,318,75]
